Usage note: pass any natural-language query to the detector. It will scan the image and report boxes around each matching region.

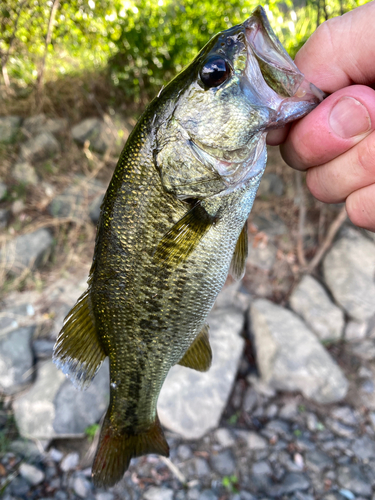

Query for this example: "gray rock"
[72,475,92,498]
[33,338,55,359]
[9,439,42,460]
[72,118,114,154]
[238,493,257,500]
[257,173,284,197]
[352,436,375,460]
[289,275,344,342]
[331,406,358,426]
[13,359,109,439]
[19,463,45,485]
[198,491,218,500]
[247,240,277,271]
[177,444,193,461]
[323,233,375,321]
[305,449,333,472]
[350,339,375,360]
[0,325,34,394]
[242,387,258,413]
[158,307,245,439]
[0,181,7,200]
[144,487,174,500]
[0,207,11,228]
[215,428,235,447]
[49,176,104,220]
[269,472,310,496]
[252,211,287,236]
[213,280,251,314]
[22,114,67,139]
[210,450,236,475]
[13,161,38,186]
[0,116,22,143]
[252,460,272,475]
[9,476,30,496]
[345,320,368,341]
[0,228,53,274]
[89,193,104,225]
[61,452,80,472]
[235,430,268,450]
[96,494,115,500]
[20,132,60,162]
[337,464,372,496]
[249,299,348,404]
[193,457,211,477]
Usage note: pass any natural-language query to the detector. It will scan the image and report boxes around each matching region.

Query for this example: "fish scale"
[53,6,325,487]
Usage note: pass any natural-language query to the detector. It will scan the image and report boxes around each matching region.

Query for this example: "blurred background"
[1,1,375,500]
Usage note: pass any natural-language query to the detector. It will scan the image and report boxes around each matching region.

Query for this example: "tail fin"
[53,289,106,389]
[92,410,169,487]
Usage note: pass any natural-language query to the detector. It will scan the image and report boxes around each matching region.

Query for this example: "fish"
[53,6,324,487]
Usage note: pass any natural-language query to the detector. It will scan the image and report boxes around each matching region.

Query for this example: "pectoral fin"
[53,289,106,389]
[154,203,218,267]
[229,222,248,280]
[178,323,212,372]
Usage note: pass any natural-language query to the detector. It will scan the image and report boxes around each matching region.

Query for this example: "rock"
[213,280,251,313]
[177,444,193,461]
[193,457,211,477]
[289,275,344,342]
[96,494,115,500]
[242,387,258,413]
[247,240,277,271]
[249,299,348,404]
[49,176,104,220]
[0,228,53,274]
[252,211,287,236]
[305,450,333,472]
[89,193,104,225]
[144,486,174,500]
[352,436,375,460]
[158,307,245,439]
[0,207,11,228]
[0,116,22,143]
[20,132,60,162]
[198,491,218,500]
[350,339,375,360]
[323,233,375,321]
[72,118,115,154]
[345,321,368,341]
[61,452,80,472]
[210,450,236,475]
[236,430,268,450]
[337,465,372,496]
[33,338,55,359]
[13,161,38,186]
[19,463,45,486]
[257,173,284,197]
[0,325,34,394]
[215,428,235,447]
[9,439,42,460]
[252,460,272,475]
[331,406,358,426]
[72,475,92,498]
[0,181,7,200]
[269,472,310,496]
[22,114,67,139]
[13,359,109,439]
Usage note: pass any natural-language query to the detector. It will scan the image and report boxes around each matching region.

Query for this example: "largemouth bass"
[53,7,324,487]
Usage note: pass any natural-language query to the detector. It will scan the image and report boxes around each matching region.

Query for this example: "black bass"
[53,7,324,487]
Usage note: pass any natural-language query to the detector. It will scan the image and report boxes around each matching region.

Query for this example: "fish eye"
[200,56,231,88]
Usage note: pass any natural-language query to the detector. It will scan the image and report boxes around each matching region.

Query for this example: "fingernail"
[329,96,371,138]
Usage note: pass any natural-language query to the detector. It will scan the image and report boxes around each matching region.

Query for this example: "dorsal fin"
[153,203,218,268]
[92,410,169,487]
[230,222,248,280]
[178,323,212,372]
[53,289,106,389]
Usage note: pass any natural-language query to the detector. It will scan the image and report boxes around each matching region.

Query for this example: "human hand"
[268,2,375,232]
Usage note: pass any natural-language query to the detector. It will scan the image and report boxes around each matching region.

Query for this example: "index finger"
[295,2,375,93]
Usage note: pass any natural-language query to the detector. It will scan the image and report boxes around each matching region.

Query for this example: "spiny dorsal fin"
[178,323,212,372]
[230,222,248,281]
[153,203,217,268]
[92,410,169,487]
[52,289,106,390]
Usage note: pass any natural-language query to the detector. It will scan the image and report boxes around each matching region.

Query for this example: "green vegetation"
[84,423,100,441]
[222,474,239,494]
[0,0,371,108]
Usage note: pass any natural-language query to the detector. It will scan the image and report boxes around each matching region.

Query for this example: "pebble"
[210,450,236,475]
[337,464,372,496]
[72,475,92,498]
[352,436,375,460]
[177,444,193,461]
[326,419,356,438]
[95,494,115,500]
[215,428,235,447]
[144,487,175,500]
[252,460,272,475]
[19,463,45,485]
[305,449,333,472]
[236,430,268,450]
[198,490,218,500]
[193,457,211,478]
[60,452,79,472]
[331,406,358,426]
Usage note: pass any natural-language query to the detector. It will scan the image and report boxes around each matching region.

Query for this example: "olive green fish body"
[53,6,325,487]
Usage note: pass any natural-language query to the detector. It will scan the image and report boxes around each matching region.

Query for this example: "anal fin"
[230,222,248,280]
[52,289,106,389]
[92,410,169,487]
[178,323,212,372]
